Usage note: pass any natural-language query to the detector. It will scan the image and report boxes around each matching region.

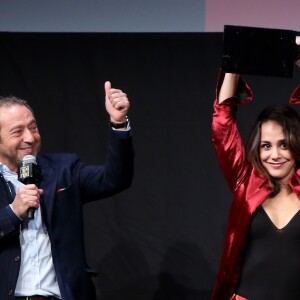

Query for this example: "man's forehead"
[0,105,36,125]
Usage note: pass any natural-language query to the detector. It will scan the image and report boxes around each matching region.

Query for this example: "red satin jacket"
[211,73,300,299]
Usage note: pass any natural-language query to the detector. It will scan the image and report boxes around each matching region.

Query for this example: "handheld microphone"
[18,155,41,220]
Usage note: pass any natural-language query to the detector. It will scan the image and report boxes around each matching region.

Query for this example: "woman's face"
[260,120,296,184]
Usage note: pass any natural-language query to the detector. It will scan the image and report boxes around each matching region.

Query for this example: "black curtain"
[0,32,299,300]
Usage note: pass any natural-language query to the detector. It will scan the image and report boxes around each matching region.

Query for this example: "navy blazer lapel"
[37,157,58,226]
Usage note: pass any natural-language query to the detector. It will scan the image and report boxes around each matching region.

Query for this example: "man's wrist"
[109,116,129,129]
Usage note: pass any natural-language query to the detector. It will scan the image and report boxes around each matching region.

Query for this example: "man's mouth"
[19,147,34,154]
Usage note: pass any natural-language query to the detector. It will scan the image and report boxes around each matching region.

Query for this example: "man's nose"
[23,129,35,142]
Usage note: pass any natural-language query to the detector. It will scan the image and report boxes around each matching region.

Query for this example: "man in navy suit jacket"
[0,81,134,299]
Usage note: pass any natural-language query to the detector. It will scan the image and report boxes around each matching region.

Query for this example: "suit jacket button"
[0,231,4,238]
[15,256,20,262]
[8,290,13,295]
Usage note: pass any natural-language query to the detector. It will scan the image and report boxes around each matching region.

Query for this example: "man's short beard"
[15,156,22,166]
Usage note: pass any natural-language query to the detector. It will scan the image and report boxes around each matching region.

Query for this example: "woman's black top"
[235,205,300,299]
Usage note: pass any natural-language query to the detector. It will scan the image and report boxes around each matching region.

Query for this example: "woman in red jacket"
[211,71,300,300]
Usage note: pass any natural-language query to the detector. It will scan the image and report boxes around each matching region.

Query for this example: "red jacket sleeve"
[212,72,253,192]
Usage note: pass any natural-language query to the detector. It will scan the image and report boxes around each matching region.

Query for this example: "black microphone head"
[18,155,41,185]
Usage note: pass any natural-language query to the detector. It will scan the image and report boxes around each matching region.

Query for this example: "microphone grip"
[28,208,35,220]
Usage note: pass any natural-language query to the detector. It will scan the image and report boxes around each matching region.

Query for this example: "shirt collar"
[0,162,18,177]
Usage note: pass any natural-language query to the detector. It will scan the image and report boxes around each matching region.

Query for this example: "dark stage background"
[0,32,300,299]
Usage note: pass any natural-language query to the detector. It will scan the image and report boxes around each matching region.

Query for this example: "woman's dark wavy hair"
[246,105,300,196]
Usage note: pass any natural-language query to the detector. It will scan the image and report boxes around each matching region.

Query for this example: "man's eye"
[12,130,22,135]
